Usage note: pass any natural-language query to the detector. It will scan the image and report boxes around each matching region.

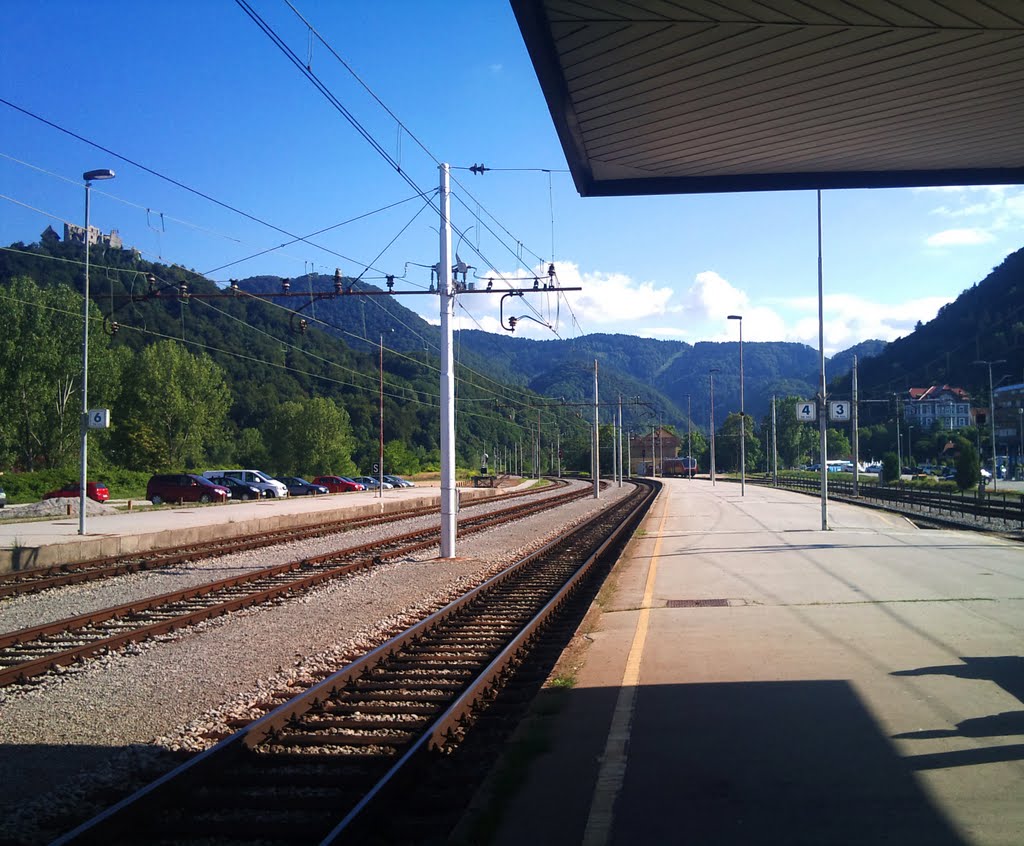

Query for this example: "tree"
[264,396,356,476]
[772,395,817,468]
[954,439,980,491]
[0,276,124,470]
[384,439,420,476]
[826,428,851,460]
[881,452,900,484]
[114,340,232,469]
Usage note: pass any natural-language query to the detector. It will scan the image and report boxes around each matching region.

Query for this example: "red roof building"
[904,386,973,430]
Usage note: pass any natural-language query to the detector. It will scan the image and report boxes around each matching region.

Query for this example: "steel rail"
[0,480,570,600]
[322,478,657,843]
[52,480,656,846]
[745,474,1024,533]
[0,484,590,686]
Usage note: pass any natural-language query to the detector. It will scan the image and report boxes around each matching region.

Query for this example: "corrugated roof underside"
[516,0,1024,194]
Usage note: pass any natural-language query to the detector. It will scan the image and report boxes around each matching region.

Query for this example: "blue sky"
[3,1,1022,356]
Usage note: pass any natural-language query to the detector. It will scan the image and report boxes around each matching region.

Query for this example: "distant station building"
[628,426,680,475]
[64,223,122,250]
[903,385,973,430]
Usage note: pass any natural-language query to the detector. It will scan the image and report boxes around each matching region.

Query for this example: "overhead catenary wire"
[0,97,414,278]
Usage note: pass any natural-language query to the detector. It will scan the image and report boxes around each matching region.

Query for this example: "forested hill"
[2,230,892,475]
[0,236,544,473]
[830,247,1024,419]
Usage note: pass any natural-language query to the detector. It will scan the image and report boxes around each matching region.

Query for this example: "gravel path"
[0,479,632,845]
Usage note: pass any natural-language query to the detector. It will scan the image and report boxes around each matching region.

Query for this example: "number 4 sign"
[796,402,816,421]
[829,401,851,421]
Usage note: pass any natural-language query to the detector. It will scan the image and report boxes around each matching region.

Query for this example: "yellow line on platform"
[582,487,667,846]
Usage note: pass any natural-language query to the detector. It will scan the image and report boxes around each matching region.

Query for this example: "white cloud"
[920,185,1024,239]
[926,228,996,247]
[420,263,957,357]
[683,270,747,321]
[782,293,952,354]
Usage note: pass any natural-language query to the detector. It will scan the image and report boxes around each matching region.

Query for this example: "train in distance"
[661,456,698,477]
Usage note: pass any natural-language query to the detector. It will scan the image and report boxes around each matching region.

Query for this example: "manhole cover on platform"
[666,598,731,608]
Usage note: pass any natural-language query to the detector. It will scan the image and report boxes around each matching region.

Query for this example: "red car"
[312,475,365,493]
[43,481,110,502]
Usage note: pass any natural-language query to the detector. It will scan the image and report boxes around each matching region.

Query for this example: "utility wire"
[0,97,407,275]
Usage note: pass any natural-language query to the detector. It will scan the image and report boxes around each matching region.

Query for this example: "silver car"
[354,476,393,490]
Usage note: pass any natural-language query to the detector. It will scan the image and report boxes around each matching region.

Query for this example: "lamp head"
[727,314,742,320]
[83,169,115,182]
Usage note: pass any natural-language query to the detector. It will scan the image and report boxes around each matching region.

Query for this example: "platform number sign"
[796,401,816,422]
[829,401,851,422]
[87,408,110,429]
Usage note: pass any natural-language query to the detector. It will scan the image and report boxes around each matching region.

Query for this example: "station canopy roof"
[511,0,1024,196]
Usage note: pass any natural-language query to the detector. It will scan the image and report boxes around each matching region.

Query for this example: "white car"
[202,469,288,498]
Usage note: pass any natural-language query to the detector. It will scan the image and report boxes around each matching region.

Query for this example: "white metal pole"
[709,370,717,485]
[852,355,859,496]
[896,397,902,479]
[771,395,778,486]
[617,395,623,487]
[439,164,456,557]
[687,394,692,480]
[817,190,829,530]
[739,319,745,495]
[989,363,998,491]
[79,181,92,536]
[379,334,384,499]
[593,359,600,498]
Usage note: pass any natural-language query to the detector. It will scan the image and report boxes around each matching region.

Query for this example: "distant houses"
[903,385,972,430]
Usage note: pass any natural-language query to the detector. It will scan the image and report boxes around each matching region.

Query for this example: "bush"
[0,469,151,504]
[881,452,900,484]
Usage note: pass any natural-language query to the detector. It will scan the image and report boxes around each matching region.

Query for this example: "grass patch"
[450,685,573,846]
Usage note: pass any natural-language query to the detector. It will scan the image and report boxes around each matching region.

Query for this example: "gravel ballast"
[0,479,632,844]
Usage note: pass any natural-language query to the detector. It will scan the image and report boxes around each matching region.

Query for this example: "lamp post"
[727,314,745,495]
[709,368,719,485]
[686,393,692,480]
[379,333,385,499]
[1018,407,1023,480]
[79,168,115,535]
[974,359,1006,491]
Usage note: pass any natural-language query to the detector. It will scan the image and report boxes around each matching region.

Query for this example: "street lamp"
[1018,407,1023,480]
[974,359,1006,491]
[79,168,115,535]
[709,368,719,485]
[727,314,745,495]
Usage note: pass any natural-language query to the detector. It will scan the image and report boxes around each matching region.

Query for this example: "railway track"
[53,479,657,845]
[0,479,570,600]
[0,483,590,687]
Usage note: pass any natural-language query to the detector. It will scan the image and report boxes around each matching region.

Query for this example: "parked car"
[384,475,415,488]
[0,484,5,508]
[43,481,110,502]
[276,476,329,496]
[202,469,288,498]
[312,475,365,493]
[206,475,265,501]
[147,474,230,504]
[354,476,394,490]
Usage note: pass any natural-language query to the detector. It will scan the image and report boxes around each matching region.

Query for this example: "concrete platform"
[0,482,516,574]
[475,479,1024,846]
